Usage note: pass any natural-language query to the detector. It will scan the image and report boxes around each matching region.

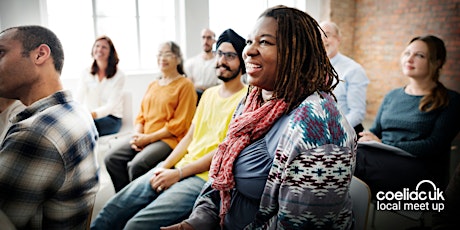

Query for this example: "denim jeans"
[91,166,206,230]
[94,115,122,136]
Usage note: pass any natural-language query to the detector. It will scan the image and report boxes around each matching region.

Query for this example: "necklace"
[159,74,182,86]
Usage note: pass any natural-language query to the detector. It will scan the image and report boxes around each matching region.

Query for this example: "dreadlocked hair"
[259,5,339,113]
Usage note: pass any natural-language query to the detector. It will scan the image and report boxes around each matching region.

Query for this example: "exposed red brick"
[329,0,460,121]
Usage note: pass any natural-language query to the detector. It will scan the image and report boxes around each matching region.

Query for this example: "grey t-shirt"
[224,113,290,229]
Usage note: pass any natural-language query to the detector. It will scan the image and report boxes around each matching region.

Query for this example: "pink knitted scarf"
[209,87,288,226]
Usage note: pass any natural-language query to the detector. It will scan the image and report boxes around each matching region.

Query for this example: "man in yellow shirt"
[91,29,248,229]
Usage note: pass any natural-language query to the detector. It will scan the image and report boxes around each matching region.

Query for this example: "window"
[45,0,312,79]
[45,0,175,78]
[46,0,94,79]
[209,0,307,39]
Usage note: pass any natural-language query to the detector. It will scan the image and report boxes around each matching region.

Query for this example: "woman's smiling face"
[92,39,110,62]
[157,43,178,72]
[243,16,278,91]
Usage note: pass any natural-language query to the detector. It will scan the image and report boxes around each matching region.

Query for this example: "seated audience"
[91,28,248,230]
[76,35,126,136]
[0,98,24,140]
[0,25,99,229]
[163,5,356,230]
[104,41,197,192]
[355,35,460,195]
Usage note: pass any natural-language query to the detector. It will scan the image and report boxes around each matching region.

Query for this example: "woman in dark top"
[355,35,460,195]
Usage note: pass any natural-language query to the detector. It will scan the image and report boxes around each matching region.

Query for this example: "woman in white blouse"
[76,35,126,136]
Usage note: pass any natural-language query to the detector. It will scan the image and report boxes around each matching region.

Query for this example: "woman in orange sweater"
[105,41,197,192]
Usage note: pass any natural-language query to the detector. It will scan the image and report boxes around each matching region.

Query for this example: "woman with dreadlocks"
[162,5,356,230]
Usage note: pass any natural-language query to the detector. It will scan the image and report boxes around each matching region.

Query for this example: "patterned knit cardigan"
[247,92,357,230]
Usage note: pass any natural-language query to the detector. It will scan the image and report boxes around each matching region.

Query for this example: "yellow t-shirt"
[175,85,248,181]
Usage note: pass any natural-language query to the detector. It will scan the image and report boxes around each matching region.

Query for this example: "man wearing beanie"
[91,29,248,230]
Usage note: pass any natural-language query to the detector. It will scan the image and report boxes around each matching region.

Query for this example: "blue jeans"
[91,166,206,230]
[94,115,122,136]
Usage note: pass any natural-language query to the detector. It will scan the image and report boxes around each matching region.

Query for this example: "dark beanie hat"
[216,29,246,74]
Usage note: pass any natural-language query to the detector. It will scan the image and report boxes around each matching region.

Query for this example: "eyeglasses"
[202,36,215,41]
[217,50,238,61]
[157,52,175,59]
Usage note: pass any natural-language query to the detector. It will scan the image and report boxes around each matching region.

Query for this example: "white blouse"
[75,68,126,119]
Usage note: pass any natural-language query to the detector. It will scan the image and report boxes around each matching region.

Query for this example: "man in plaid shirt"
[0,25,99,229]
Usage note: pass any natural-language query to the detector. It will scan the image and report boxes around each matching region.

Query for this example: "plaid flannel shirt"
[0,91,99,229]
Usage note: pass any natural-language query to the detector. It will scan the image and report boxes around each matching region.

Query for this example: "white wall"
[0,0,44,29]
[62,74,153,121]
[177,0,210,59]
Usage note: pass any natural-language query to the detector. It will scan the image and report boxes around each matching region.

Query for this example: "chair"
[370,196,426,228]
[98,91,133,143]
[110,91,134,137]
[96,91,134,164]
[370,201,426,228]
[350,176,371,230]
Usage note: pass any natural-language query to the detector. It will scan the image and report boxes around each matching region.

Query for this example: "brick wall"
[329,0,460,121]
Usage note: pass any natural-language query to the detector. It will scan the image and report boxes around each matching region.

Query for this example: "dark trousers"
[94,115,122,136]
[196,89,203,106]
[354,145,427,197]
[104,136,172,192]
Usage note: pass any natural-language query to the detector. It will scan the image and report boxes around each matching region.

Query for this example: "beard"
[216,64,240,82]
[203,44,213,53]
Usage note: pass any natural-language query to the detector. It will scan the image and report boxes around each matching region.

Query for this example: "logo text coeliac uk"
[375,180,445,212]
